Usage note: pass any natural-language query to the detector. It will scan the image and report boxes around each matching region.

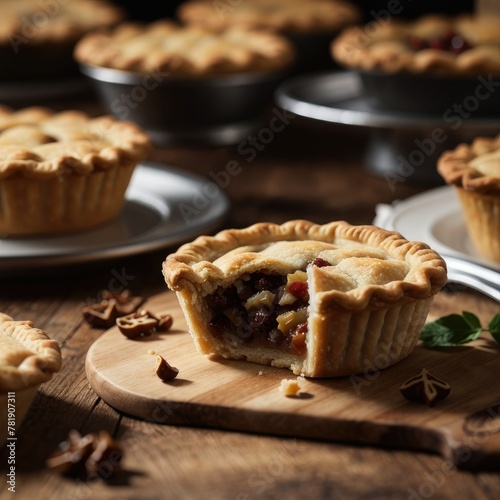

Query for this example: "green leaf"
[489,314,500,344]
[462,311,481,330]
[420,313,482,348]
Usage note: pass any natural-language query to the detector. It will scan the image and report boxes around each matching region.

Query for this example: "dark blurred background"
[115,0,475,22]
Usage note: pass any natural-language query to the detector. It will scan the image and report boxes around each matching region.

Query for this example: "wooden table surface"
[0,97,499,500]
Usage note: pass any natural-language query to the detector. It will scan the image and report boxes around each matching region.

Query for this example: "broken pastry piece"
[163,220,447,377]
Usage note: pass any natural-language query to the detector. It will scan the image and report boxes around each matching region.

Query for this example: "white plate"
[0,162,230,272]
[374,185,500,271]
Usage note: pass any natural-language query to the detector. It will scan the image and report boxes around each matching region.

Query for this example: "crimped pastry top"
[178,0,361,34]
[332,14,500,76]
[0,0,124,45]
[0,106,151,180]
[163,220,447,311]
[0,313,62,392]
[438,135,500,194]
[74,20,295,75]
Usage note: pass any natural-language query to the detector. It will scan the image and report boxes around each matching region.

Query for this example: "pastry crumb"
[147,349,157,355]
[279,378,303,397]
[258,370,263,376]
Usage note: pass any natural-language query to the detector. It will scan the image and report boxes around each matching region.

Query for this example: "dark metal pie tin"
[359,70,500,115]
[80,64,287,146]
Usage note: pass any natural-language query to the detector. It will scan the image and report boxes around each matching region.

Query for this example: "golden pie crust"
[332,14,500,76]
[74,20,295,75]
[0,313,62,391]
[178,0,361,35]
[0,106,151,236]
[163,220,447,377]
[0,313,62,444]
[438,135,500,263]
[0,0,124,79]
[0,0,124,46]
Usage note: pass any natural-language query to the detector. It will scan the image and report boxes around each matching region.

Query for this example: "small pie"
[163,220,447,377]
[177,0,361,36]
[0,0,125,80]
[0,106,151,236]
[74,20,295,76]
[438,135,500,263]
[331,14,500,76]
[0,313,62,444]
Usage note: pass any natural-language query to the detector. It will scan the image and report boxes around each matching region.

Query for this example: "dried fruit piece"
[82,289,146,328]
[116,310,159,338]
[86,431,123,476]
[82,299,119,328]
[47,430,122,478]
[101,290,145,315]
[155,354,179,381]
[399,368,451,406]
[46,430,96,476]
[157,313,174,332]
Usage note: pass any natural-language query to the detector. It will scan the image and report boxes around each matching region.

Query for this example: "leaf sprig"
[420,311,500,348]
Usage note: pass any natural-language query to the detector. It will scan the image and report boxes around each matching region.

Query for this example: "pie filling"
[408,31,473,54]
[207,258,331,356]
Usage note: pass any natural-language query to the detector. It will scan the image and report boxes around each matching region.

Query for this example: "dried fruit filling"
[207,260,331,355]
[408,30,473,55]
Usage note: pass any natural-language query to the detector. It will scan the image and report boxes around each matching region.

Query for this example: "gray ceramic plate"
[0,161,230,271]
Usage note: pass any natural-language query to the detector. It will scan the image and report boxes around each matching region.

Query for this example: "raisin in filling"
[207,259,333,355]
[207,271,310,355]
[408,31,473,55]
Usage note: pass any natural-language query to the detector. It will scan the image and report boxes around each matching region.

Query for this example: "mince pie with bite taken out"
[163,220,447,377]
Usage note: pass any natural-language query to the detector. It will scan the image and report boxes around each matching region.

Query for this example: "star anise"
[399,368,451,406]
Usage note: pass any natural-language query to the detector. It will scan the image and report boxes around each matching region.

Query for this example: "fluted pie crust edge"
[438,135,500,263]
[163,220,447,377]
[74,20,295,76]
[177,0,362,35]
[331,14,500,77]
[0,106,151,235]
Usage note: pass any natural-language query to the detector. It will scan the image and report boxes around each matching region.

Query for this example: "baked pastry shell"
[0,164,136,236]
[79,64,288,147]
[0,313,62,445]
[438,136,500,263]
[331,14,500,114]
[163,220,447,377]
[0,108,151,236]
[0,0,125,81]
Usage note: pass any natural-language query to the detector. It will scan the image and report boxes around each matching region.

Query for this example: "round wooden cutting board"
[86,291,500,470]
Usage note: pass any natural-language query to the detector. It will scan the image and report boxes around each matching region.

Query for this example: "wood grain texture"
[0,113,499,499]
[86,291,500,471]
